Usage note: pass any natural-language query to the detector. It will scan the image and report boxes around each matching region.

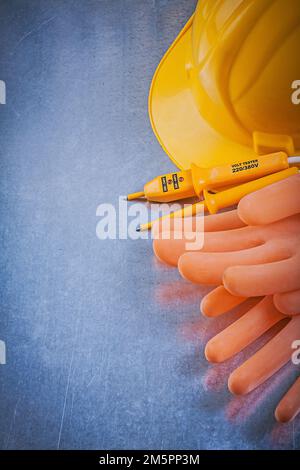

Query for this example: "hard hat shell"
[149,0,300,170]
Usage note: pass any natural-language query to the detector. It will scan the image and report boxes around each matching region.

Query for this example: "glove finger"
[153,225,261,267]
[228,316,300,395]
[205,296,284,362]
[151,209,244,237]
[273,290,300,316]
[275,377,300,423]
[224,253,300,297]
[200,286,246,317]
[238,174,300,226]
[178,240,285,285]
[153,231,193,266]
[204,209,245,230]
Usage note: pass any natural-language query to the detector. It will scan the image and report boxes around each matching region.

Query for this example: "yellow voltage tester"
[127,152,300,203]
[136,167,298,232]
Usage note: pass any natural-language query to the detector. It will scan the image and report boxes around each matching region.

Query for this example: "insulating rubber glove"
[202,288,300,423]
[153,176,300,423]
[153,175,300,304]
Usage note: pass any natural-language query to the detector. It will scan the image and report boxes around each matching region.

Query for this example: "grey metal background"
[0,0,299,450]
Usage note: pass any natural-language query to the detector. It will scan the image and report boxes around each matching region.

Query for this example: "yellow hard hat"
[149,0,300,170]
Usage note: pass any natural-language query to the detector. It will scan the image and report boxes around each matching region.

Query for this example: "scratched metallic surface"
[0,0,299,450]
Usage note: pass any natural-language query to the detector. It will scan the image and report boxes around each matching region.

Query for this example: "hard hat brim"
[149,15,256,170]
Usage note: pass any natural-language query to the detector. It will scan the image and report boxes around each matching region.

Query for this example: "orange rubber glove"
[202,288,300,423]
[153,175,300,423]
[153,175,300,303]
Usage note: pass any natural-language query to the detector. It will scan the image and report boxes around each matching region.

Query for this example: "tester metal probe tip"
[127,191,145,201]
